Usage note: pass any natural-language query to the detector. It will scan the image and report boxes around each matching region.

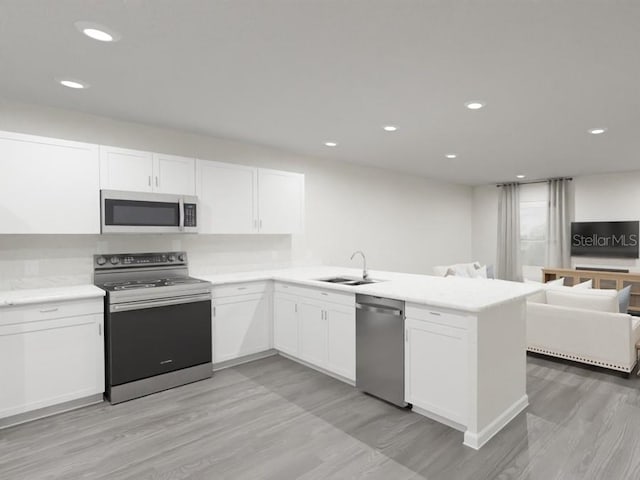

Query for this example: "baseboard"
[278,352,355,386]
[0,393,104,430]
[463,394,529,450]
[213,349,278,371]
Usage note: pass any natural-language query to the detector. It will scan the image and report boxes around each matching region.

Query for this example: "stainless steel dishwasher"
[355,294,408,407]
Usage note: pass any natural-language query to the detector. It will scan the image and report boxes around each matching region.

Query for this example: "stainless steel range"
[94,252,212,404]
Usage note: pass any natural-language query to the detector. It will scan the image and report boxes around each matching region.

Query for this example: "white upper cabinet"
[0,131,100,234]
[99,146,154,192]
[153,153,196,195]
[196,160,257,234]
[197,161,305,235]
[100,146,195,195]
[258,169,305,234]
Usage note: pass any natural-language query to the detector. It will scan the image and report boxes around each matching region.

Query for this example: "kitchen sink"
[317,276,382,286]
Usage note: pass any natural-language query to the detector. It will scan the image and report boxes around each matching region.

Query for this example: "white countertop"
[197,266,541,313]
[0,285,105,307]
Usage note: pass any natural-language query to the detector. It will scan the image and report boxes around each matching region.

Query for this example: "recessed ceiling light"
[465,101,485,110]
[445,154,457,159]
[516,174,526,179]
[588,128,607,135]
[324,142,337,147]
[59,79,87,89]
[383,125,398,132]
[74,21,121,42]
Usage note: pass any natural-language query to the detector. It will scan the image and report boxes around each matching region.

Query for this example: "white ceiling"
[0,1,638,185]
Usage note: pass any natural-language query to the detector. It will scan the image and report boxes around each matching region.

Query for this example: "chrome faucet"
[350,250,369,280]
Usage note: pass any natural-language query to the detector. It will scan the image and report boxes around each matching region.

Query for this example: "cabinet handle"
[321,292,328,296]
[295,304,297,313]
[405,329,408,342]
[259,219,263,229]
[429,311,441,316]
[155,176,159,187]
[148,176,151,186]
[237,287,247,291]
[254,219,258,230]
[98,324,102,336]
[213,306,216,317]
[39,307,59,313]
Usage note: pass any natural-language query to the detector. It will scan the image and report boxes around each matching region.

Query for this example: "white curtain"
[496,183,522,281]
[546,178,572,268]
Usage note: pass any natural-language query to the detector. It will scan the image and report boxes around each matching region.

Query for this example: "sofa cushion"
[573,280,593,289]
[618,285,632,313]
[546,288,619,313]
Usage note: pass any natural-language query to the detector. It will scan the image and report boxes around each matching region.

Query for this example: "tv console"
[542,267,640,314]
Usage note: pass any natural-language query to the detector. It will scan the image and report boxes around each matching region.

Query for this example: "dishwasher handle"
[356,302,403,317]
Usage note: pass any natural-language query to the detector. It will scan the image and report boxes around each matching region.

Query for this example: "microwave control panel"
[184,204,197,227]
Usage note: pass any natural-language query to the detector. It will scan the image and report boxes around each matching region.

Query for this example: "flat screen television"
[571,221,639,258]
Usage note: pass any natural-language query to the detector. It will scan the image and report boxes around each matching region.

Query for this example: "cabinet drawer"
[212,282,269,299]
[406,304,470,329]
[275,282,354,307]
[0,299,104,327]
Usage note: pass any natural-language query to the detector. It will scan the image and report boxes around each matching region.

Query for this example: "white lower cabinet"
[275,284,355,382]
[273,292,299,356]
[299,299,328,367]
[326,303,356,380]
[405,314,469,426]
[212,283,271,363]
[0,299,105,420]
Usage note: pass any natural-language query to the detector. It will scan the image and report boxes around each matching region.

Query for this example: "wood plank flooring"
[2,354,640,479]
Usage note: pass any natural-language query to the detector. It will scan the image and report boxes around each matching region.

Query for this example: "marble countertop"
[0,285,105,307]
[197,266,541,313]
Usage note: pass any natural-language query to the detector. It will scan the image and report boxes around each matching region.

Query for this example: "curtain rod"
[496,177,573,188]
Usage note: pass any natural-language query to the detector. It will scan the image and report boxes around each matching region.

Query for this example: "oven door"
[106,294,212,387]
[101,189,198,234]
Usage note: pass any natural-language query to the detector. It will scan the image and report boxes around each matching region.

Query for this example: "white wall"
[472,172,640,275]
[0,99,473,289]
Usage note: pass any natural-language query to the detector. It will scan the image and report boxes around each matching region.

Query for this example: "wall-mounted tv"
[571,221,639,258]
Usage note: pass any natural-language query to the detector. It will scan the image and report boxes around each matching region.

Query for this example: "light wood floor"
[2,354,640,480]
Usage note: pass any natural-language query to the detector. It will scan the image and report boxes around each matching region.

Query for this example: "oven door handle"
[179,197,185,231]
[110,293,211,313]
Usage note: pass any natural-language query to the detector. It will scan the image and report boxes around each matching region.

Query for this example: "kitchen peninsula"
[199,265,540,449]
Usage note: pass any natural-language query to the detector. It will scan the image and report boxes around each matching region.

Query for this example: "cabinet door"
[405,318,468,426]
[299,299,328,368]
[0,314,104,419]
[0,131,100,234]
[196,160,257,234]
[273,293,299,356]
[213,293,271,363]
[153,153,196,195]
[257,169,304,234]
[99,146,153,192]
[326,303,355,380]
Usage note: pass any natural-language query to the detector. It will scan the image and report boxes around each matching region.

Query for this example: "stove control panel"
[94,252,188,269]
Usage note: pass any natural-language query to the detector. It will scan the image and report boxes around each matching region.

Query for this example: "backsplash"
[0,234,319,290]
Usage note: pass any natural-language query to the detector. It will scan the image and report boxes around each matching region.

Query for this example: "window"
[519,184,547,267]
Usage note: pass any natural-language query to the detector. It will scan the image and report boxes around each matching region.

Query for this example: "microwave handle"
[179,197,185,231]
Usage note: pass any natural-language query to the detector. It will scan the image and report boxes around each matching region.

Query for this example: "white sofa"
[527,286,640,374]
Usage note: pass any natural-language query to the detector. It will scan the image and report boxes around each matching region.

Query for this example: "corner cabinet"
[0,131,100,234]
[0,298,105,422]
[212,282,272,364]
[100,146,195,195]
[197,160,304,235]
[273,283,355,382]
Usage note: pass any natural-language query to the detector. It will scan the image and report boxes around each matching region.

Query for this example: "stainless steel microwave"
[100,190,198,234]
